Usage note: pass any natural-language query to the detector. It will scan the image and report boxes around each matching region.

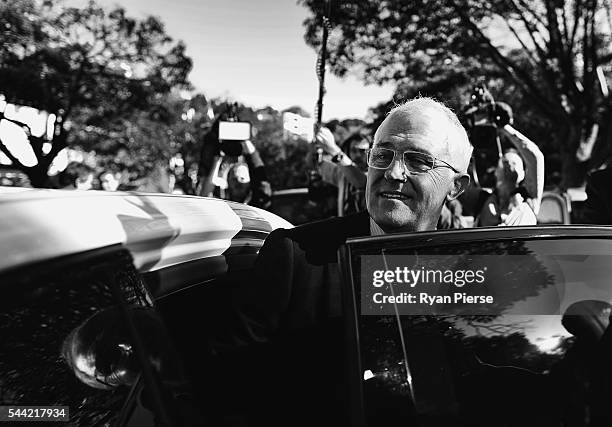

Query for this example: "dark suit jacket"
[216,211,370,426]
[584,168,612,225]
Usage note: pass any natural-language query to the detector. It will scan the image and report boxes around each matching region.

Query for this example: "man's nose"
[384,157,408,181]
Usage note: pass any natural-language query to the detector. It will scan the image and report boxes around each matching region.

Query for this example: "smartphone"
[218,121,251,141]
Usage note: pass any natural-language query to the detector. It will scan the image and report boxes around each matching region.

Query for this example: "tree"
[301,0,612,187]
[0,0,192,187]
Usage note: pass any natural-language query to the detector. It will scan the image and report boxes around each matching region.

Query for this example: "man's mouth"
[379,190,410,200]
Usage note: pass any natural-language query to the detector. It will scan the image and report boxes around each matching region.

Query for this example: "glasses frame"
[366,147,461,174]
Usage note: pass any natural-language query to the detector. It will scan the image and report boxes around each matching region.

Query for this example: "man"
[583,166,612,224]
[476,124,544,226]
[213,98,472,426]
[58,162,94,190]
[316,128,370,216]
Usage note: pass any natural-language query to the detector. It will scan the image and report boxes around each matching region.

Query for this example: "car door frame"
[338,225,612,426]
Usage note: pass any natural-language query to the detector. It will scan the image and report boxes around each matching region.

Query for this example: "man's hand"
[315,127,342,156]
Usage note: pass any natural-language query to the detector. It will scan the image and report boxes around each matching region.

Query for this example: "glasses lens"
[368,147,394,168]
[403,152,433,173]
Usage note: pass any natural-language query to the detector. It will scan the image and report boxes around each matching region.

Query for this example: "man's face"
[76,173,94,190]
[349,139,370,172]
[366,110,460,232]
[101,173,119,191]
[495,151,524,187]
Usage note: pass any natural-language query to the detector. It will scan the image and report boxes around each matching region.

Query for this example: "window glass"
[350,238,612,426]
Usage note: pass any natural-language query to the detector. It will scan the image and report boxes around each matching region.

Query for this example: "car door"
[339,227,612,427]
[0,245,203,426]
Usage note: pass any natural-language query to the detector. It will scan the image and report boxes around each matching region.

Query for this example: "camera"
[463,84,503,188]
[218,121,251,141]
[218,121,251,157]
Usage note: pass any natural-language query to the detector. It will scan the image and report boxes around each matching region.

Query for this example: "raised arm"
[500,124,545,214]
[315,127,367,189]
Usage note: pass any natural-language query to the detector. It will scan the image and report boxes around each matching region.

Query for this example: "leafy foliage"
[0,0,192,186]
[301,0,612,186]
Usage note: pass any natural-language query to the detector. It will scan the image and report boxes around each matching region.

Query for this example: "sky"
[90,0,395,121]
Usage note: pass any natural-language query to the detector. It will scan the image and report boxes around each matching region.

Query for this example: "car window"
[344,236,612,426]
[0,248,201,426]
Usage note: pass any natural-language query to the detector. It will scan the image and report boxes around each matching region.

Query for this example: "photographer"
[199,120,272,209]
[467,95,544,226]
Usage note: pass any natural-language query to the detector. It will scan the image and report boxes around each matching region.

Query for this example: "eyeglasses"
[367,146,460,174]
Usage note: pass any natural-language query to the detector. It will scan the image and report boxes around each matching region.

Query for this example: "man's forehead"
[375,111,451,154]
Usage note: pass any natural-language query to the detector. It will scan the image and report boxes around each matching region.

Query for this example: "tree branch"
[505,0,548,61]
[560,0,571,46]
[515,0,548,29]
[0,136,25,170]
[570,0,584,48]
[29,135,45,161]
[543,0,565,62]
[40,132,67,172]
[504,21,539,69]
[449,0,561,117]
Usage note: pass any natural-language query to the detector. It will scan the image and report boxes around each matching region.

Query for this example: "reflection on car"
[340,226,612,426]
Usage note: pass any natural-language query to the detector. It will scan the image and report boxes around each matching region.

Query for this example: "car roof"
[0,188,292,274]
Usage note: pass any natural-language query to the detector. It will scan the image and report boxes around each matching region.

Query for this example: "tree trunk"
[558,121,588,189]
[23,164,53,188]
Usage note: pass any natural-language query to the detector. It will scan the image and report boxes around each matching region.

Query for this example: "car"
[2,189,612,426]
[0,189,291,425]
[339,225,612,426]
[269,187,336,225]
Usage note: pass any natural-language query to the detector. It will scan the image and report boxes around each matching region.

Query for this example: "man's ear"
[447,174,470,201]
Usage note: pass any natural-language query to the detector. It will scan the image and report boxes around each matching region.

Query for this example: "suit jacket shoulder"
[584,168,612,224]
[274,210,370,264]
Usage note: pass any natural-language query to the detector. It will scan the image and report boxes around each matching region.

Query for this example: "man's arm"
[200,155,224,197]
[501,124,545,214]
[318,159,343,186]
[583,171,612,224]
[242,140,272,209]
[339,163,367,189]
[218,229,294,349]
[315,127,367,189]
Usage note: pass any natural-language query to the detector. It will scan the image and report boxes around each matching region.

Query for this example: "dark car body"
[0,189,291,425]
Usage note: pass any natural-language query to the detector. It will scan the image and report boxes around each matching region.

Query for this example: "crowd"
[53,142,190,194]
[37,88,612,230]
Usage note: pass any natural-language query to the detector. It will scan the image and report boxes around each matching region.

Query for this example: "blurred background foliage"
[3,0,612,189]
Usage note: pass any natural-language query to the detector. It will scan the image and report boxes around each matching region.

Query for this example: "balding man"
[215,98,473,426]
[367,98,472,232]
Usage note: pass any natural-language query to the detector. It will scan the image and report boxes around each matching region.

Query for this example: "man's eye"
[372,150,392,162]
[404,154,431,170]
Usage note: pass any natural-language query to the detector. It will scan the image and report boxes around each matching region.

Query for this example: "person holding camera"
[475,102,544,226]
[200,137,272,210]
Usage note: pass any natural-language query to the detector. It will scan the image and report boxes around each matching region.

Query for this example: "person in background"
[202,139,272,210]
[315,127,370,216]
[582,166,612,224]
[98,170,121,191]
[476,104,544,226]
[316,126,466,228]
[58,162,95,190]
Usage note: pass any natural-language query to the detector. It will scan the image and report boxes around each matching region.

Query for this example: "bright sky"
[92,0,395,121]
